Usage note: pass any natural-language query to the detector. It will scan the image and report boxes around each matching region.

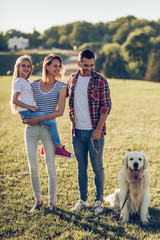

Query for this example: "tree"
[95,53,106,72]
[95,43,129,79]
[58,35,71,49]
[102,50,129,79]
[41,27,60,48]
[0,33,8,51]
[5,29,27,39]
[125,32,152,77]
[145,50,160,82]
[28,29,41,48]
[69,21,95,47]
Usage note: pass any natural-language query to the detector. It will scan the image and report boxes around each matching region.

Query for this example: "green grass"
[0,76,160,239]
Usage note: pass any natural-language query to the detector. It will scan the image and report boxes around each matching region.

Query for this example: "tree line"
[0,15,160,81]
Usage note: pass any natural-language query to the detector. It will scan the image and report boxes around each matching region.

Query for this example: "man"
[67,49,111,214]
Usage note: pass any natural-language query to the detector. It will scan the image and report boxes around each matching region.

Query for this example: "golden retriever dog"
[105,151,150,224]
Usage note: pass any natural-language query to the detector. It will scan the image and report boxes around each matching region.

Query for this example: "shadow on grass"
[42,206,160,239]
[46,207,137,239]
[129,207,160,234]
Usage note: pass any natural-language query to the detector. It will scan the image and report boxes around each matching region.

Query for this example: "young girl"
[11,55,74,159]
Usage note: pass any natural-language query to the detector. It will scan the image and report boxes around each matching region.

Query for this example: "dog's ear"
[122,153,129,168]
[143,153,149,169]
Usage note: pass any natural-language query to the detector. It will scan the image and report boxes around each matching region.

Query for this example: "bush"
[0,52,67,76]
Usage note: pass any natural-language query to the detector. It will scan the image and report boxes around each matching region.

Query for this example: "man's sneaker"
[94,200,103,214]
[71,200,89,211]
[55,145,74,159]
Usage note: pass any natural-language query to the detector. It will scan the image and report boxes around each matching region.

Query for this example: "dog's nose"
[133,162,138,169]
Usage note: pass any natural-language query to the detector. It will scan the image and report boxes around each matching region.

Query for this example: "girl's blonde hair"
[42,54,64,82]
[10,55,32,114]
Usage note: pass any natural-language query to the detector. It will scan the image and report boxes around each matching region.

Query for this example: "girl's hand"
[29,106,38,112]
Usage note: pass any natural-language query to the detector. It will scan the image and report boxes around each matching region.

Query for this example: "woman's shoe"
[30,202,43,213]
[48,205,55,212]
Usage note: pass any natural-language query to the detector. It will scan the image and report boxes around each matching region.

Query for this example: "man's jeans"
[20,109,60,145]
[72,129,104,202]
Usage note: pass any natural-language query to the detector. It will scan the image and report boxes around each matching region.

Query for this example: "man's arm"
[91,77,111,140]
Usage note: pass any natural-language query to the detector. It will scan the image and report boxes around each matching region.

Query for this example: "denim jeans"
[20,110,60,145]
[25,125,57,204]
[72,129,104,202]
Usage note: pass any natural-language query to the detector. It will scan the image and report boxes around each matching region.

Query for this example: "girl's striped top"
[31,80,66,114]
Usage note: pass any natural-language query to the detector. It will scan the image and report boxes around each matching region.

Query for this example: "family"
[10,49,112,214]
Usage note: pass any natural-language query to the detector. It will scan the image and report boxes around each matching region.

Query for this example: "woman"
[23,54,69,212]
[11,54,73,159]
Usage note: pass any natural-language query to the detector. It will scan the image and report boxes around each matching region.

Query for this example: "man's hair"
[78,49,95,61]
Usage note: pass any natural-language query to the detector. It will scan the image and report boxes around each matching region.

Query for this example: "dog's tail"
[104,189,120,211]
[104,193,115,203]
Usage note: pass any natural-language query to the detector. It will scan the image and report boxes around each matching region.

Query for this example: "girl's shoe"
[41,145,74,159]
[55,145,74,159]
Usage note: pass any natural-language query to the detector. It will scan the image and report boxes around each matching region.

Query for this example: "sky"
[0,0,160,34]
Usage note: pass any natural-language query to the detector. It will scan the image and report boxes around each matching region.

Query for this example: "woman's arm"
[26,87,67,125]
[13,92,38,112]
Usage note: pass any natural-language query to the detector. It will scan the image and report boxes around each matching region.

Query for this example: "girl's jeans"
[72,129,104,202]
[20,110,60,145]
[25,125,57,204]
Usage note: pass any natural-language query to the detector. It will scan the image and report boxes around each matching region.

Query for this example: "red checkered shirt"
[67,70,112,138]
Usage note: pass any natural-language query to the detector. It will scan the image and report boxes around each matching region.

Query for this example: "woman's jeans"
[25,125,57,204]
[21,110,60,145]
[72,129,104,202]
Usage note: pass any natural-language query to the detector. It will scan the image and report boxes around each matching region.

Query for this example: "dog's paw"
[141,219,149,225]
[122,217,129,223]
[141,214,150,224]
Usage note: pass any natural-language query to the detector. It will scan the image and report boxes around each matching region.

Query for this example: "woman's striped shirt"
[31,80,66,114]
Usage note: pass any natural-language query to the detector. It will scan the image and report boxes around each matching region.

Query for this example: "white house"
[8,36,29,50]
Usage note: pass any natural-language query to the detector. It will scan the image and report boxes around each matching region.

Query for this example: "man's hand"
[91,129,101,141]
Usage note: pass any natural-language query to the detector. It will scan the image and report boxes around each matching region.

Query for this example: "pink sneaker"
[41,147,44,155]
[55,145,74,159]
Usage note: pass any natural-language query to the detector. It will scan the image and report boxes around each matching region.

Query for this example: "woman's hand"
[21,117,39,125]
[26,116,40,125]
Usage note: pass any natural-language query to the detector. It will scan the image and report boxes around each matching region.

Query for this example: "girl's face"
[18,60,32,79]
[46,59,61,78]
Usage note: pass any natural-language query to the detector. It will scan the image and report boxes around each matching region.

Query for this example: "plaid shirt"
[67,70,112,137]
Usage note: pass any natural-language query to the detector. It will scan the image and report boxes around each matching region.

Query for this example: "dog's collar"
[130,175,144,184]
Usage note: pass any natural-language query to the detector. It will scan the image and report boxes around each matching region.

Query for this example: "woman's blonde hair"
[10,55,32,114]
[42,54,64,82]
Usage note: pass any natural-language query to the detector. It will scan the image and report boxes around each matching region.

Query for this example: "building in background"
[8,36,29,50]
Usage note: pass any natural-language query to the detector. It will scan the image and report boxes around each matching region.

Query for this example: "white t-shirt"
[13,77,34,112]
[74,75,92,130]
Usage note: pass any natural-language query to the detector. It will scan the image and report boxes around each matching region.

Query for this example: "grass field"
[0,76,160,239]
